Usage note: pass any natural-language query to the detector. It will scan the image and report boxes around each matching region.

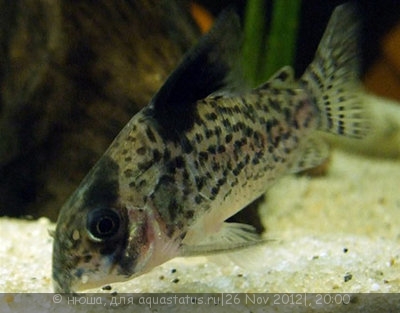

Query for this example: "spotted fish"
[52,3,368,292]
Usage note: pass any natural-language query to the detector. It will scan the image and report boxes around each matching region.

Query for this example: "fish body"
[53,4,368,292]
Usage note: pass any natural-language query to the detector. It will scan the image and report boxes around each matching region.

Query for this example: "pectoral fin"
[180,222,267,257]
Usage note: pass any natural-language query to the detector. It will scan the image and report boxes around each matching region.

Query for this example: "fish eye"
[87,208,121,241]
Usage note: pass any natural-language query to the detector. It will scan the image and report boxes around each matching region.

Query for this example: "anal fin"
[290,135,330,173]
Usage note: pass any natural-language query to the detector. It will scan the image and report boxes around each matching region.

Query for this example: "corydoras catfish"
[52,3,368,292]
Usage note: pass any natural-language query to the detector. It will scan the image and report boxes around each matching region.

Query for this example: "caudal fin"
[300,3,369,139]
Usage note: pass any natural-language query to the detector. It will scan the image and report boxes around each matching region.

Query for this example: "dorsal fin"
[148,9,244,140]
[269,66,295,85]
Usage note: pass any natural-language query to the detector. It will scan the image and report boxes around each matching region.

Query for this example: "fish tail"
[300,3,369,139]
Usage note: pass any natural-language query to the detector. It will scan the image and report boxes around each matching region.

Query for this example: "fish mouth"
[53,266,130,293]
[52,243,123,293]
[52,247,74,293]
[52,269,74,293]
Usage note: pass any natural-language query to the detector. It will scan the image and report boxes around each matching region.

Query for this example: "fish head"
[52,202,133,293]
[52,150,175,293]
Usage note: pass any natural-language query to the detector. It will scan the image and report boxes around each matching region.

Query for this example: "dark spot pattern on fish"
[195,176,206,191]
[151,175,182,225]
[195,133,203,143]
[194,195,203,204]
[136,147,146,155]
[83,254,92,263]
[166,85,318,218]
[124,169,134,178]
[137,160,154,172]
[152,149,162,162]
[145,126,157,143]
[205,129,213,139]
[180,135,194,154]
